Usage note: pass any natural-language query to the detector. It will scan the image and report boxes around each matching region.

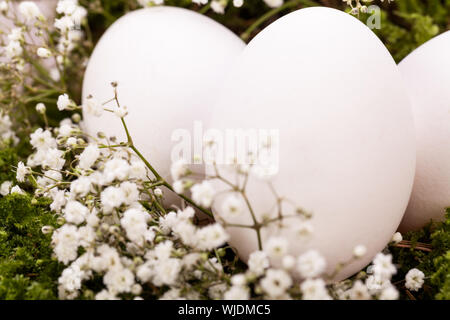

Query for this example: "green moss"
[0,148,18,184]
[391,212,450,299]
[0,194,62,300]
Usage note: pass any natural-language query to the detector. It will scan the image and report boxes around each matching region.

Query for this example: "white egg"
[207,7,416,280]
[82,6,245,204]
[398,31,450,232]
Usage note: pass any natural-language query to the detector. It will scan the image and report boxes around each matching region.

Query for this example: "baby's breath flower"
[405,268,425,292]
[297,250,326,279]
[0,181,12,196]
[265,236,289,260]
[260,269,292,298]
[0,1,8,13]
[264,0,283,8]
[221,194,244,219]
[54,15,75,32]
[37,47,52,58]
[57,94,74,111]
[392,232,402,244]
[379,286,399,300]
[353,244,367,258]
[19,1,43,21]
[248,251,270,276]
[211,0,226,14]
[300,278,331,300]
[16,161,30,182]
[84,96,103,117]
[36,103,46,114]
[191,180,215,207]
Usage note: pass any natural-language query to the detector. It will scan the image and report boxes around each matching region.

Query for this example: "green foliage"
[0,194,62,300]
[391,212,450,300]
[373,0,450,62]
[0,148,18,184]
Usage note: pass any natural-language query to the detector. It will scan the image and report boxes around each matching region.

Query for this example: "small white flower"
[103,158,130,183]
[379,286,399,300]
[104,267,135,293]
[37,47,52,58]
[19,1,43,21]
[138,0,164,7]
[50,189,67,212]
[121,208,150,246]
[192,0,208,4]
[233,0,244,7]
[248,251,270,276]
[56,0,78,15]
[54,16,75,32]
[10,185,24,195]
[113,105,128,118]
[120,181,140,205]
[5,40,22,59]
[353,245,367,258]
[30,128,57,150]
[52,224,79,264]
[221,194,244,219]
[211,0,226,14]
[265,236,289,260]
[392,232,402,244]
[70,176,92,197]
[78,144,100,170]
[84,96,103,117]
[64,201,89,225]
[297,250,326,279]
[405,268,425,292]
[101,186,125,213]
[57,94,73,111]
[36,103,46,114]
[348,280,370,300]
[59,265,84,292]
[8,28,23,42]
[224,286,249,300]
[154,188,163,197]
[154,258,181,286]
[170,159,189,181]
[231,274,247,287]
[16,161,30,182]
[124,160,144,181]
[0,1,8,13]
[173,180,185,194]
[191,180,215,207]
[260,269,292,298]
[300,278,331,300]
[372,253,396,280]
[264,0,283,8]
[195,224,229,250]
[365,274,390,294]
[0,181,12,196]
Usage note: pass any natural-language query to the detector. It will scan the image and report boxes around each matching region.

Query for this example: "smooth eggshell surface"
[208,7,416,281]
[398,31,450,232]
[82,6,245,205]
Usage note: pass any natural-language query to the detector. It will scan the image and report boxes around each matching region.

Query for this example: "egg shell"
[398,31,450,232]
[82,6,245,204]
[208,7,416,280]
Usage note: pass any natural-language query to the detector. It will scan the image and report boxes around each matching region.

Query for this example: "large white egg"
[82,6,245,204]
[398,31,450,232]
[208,7,416,280]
